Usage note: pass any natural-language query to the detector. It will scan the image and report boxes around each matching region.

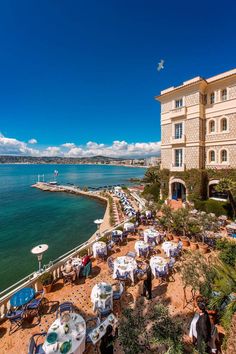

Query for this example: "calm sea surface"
[0,164,145,291]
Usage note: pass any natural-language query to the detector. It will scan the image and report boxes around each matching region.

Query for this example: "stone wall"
[161,123,171,145]
[205,144,236,168]
[161,148,172,169]
[206,113,236,142]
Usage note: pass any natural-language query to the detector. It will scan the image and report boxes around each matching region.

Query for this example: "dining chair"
[5,309,25,334]
[97,297,112,318]
[112,281,125,301]
[56,301,74,318]
[28,332,47,354]
[107,256,114,274]
[26,290,45,319]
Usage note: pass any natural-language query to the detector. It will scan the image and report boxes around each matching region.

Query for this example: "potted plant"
[39,271,53,293]
[190,236,198,251]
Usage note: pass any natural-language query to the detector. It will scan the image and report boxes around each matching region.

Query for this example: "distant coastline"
[0,155,149,168]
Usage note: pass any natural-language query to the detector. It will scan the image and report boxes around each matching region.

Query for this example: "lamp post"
[31,244,49,272]
[94,219,103,239]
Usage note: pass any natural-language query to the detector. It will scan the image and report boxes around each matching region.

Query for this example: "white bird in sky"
[157,59,164,71]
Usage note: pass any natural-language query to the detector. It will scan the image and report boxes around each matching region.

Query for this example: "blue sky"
[0,0,236,157]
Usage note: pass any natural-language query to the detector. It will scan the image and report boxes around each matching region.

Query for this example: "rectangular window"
[175,98,183,108]
[210,92,215,104]
[221,89,227,101]
[174,123,183,139]
[175,149,183,167]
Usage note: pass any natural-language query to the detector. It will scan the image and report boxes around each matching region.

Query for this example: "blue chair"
[97,297,112,318]
[107,256,114,274]
[26,290,45,319]
[96,249,106,262]
[86,317,100,343]
[139,248,149,258]
[155,268,167,282]
[5,309,25,334]
[28,332,47,354]
[126,251,136,258]
[56,301,74,318]
[116,269,130,281]
[107,240,114,251]
[112,282,125,301]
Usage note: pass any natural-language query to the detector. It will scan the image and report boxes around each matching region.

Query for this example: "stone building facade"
[155,69,236,201]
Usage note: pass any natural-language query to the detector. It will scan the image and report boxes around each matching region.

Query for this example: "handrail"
[0,216,133,302]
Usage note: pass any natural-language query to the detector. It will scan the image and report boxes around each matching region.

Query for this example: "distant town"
[0,155,161,167]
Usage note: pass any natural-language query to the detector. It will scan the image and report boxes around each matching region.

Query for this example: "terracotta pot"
[190,241,198,251]
[43,283,52,293]
[167,234,173,241]
[181,237,190,247]
[198,243,209,254]
[173,235,180,243]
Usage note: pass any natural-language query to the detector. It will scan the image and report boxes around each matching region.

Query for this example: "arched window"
[221,89,227,101]
[221,150,228,163]
[209,150,215,162]
[221,118,227,131]
[209,120,215,133]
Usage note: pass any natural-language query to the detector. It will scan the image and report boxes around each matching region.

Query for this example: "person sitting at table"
[82,254,91,266]
[100,324,118,354]
[62,260,76,282]
[142,260,152,300]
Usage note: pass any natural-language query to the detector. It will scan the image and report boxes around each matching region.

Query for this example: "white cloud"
[43,146,62,157]
[0,134,161,158]
[28,138,37,144]
[61,143,76,148]
[0,134,40,156]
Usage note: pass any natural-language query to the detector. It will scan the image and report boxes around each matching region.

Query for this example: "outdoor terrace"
[1,224,196,354]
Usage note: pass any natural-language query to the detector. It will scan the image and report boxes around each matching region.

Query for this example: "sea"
[0,164,145,291]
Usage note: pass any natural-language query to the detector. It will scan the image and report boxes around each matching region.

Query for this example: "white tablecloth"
[91,282,113,311]
[143,229,160,244]
[43,313,86,354]
[113,256,137,283]
[162,241,178,257]
[124,222,135,231]
[89,313,118,345]
[112,230,123,239]
[92,241,107,258]
[71,258,82,277]
[150,256,168,277]
[134,241,149,257]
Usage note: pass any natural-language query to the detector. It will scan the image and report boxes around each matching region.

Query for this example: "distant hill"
[0,155,134,164]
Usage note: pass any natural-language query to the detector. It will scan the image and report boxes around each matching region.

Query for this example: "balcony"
[170,106,186,119]
[171,163,186,171]
[170,135,186,144]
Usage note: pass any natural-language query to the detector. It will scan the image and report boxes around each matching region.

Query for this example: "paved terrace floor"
[1,227,205,354]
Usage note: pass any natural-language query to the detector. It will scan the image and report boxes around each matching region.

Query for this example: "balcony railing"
[170,135,186,144]
[170,106,186,118]
[171,163,186,171]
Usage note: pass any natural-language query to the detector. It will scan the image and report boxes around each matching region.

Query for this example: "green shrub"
[142,182,160,202]
[39,272,53,286]
[194,199,232,217]
[216,239,236,267]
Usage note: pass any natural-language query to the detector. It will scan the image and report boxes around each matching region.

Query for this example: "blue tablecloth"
[10,287,35,307]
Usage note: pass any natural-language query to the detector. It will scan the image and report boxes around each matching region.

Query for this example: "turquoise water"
[0,164,145,291]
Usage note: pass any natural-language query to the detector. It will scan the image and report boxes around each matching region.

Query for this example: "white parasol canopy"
[31,244,49,255]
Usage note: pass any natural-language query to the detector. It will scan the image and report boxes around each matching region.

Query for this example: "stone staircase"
[167,199,183,210]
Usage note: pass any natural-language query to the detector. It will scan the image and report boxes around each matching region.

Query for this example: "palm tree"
[143,166,161,185]
[209,261,236,330]
[215,178,236,218]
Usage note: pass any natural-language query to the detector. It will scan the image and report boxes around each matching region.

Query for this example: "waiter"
[142,260,152,300]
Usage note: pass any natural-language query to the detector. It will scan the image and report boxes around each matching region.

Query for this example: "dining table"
[88,313,118,345]
[134,240,149,257]
[150,256,168,277]
[10,287,35,308]
[92,241,107,258]
[113,256,137,283]
[42,312,86,354]
[143,228,160,244]
[162,241,178,257]
[91,282,113,312]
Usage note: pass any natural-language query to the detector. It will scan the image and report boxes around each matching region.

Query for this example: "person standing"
[142,260,152,300]
[100,324,118,354]
[196,301,212,353]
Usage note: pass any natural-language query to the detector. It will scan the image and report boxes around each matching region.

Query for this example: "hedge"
[194,199,232,217]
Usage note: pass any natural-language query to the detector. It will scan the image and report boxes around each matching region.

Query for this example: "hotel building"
[156,69,236,201]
